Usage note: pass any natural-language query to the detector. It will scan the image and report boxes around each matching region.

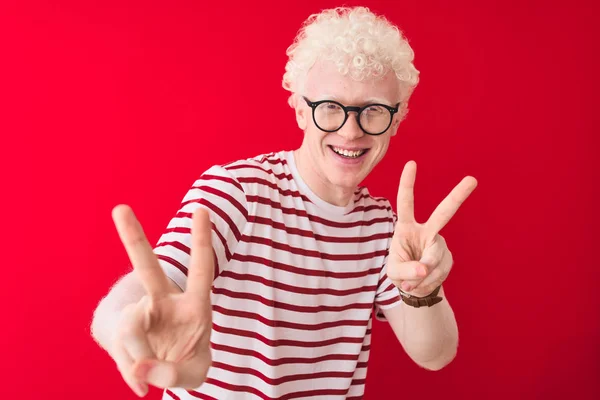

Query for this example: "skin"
[293,59,402,207]
[387,161,478,296]
[91,58,479,397]
[294,59,479,368]
[382,161,477,370]
[99,205,214,396]
[293,58,478,297]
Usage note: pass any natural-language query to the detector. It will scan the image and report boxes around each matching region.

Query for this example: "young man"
[91,6,477,399]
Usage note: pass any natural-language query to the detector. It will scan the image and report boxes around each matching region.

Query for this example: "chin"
[328,172,364,191]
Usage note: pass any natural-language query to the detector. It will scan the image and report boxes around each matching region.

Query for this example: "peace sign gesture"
[386,161,478,297]
[110,205,214,396]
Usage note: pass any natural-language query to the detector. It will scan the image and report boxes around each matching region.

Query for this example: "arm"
[382,286,458,371]
[92,165,247,356]
[381,160,477,370]
[90,206,216,396]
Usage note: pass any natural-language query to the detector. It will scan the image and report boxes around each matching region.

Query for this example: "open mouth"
[328,145,369,159]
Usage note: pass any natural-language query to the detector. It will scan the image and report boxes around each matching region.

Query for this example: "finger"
[399,237,449,292]
[186,207,215,301]
[396,160,417,224]
[121,298,156,361]
[387,260,428,282]
[112,342,149,397]
[136,349,211,389]
[426,176,478,235]
[418,235,447,270]
[113,204,172,297]
[411,247,453,295]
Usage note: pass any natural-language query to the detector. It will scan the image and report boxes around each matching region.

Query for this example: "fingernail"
[418,265,427,277]
[401,282,411,291]
[134,361,154,381]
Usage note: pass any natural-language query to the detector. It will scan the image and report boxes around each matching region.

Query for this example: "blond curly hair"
[283,6,420,120]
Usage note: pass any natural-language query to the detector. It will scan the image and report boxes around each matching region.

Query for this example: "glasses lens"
[360,105,392,135]
[314,102,346,131]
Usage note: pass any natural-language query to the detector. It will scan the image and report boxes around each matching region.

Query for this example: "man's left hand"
[386,161,478,297]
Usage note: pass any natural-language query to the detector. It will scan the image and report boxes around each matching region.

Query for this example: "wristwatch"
[398,285,443,308]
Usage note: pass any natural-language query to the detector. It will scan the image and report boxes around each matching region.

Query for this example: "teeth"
[332,147,365,158]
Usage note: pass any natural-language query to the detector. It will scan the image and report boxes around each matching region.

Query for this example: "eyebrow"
[318,94,395,106]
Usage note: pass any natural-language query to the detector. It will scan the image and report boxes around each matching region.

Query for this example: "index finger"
[112,204,172,297]
[396,160,417,223]
[425,176,478,235]
[185,207,215,301]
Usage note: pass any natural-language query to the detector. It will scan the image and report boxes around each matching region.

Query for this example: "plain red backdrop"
[0,0,598,398]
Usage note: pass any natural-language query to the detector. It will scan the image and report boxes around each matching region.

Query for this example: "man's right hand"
[110,204,214,397]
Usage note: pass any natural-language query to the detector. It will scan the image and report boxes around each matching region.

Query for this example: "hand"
[387,161,478,297]
[110,205,214,397]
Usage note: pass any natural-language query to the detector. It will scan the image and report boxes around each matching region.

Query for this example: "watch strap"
[399,285,443,308]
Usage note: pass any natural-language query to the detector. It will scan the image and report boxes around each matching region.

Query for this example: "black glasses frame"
[303,96,400,136]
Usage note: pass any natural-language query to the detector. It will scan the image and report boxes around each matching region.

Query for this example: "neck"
[293,147,355,207]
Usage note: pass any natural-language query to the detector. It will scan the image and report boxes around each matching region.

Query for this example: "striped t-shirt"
[154,150,401,400]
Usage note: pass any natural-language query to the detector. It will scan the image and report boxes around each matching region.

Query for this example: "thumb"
[134,360,177,388]
[133,352,211,389]
[386,260,428,282]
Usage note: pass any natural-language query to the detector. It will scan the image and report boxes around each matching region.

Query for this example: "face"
[295,59,402,194]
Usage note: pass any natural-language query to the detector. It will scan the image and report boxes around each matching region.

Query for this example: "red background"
[1,0,598,398]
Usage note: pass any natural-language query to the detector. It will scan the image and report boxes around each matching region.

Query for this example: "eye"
[365,105,385,114]
[319,102,343,114]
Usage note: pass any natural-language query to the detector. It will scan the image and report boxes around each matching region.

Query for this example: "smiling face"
[294,59,402,205]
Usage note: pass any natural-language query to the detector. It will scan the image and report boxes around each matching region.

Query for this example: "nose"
[337,112,364,141]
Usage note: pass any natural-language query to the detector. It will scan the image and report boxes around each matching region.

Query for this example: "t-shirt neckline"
[282,150,355,216]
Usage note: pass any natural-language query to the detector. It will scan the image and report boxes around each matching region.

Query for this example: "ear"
[292,95,308,130]
[389,117,401,137]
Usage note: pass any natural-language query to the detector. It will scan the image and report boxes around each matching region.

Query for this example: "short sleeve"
[153,165,248,291]
[374,257,402,321]
[374,211,401,321]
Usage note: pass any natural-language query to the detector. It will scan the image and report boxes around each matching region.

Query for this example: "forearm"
[387,286,458,370]
[402,286,458,369]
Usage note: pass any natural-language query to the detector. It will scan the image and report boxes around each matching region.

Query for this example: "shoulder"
[353,186,396,224]
[194,151,292,199]
[222,151,290,177]
[212,151,293,189]
[354,186,393,211]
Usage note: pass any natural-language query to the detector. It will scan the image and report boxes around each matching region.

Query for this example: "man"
[91,6,477,399]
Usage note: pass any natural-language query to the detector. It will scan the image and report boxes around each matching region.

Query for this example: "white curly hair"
[283,6,420,121]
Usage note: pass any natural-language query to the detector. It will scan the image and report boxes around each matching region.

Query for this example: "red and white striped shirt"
[154,150,401,400]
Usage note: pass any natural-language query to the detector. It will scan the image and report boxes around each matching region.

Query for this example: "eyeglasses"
[303,96,400,136]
